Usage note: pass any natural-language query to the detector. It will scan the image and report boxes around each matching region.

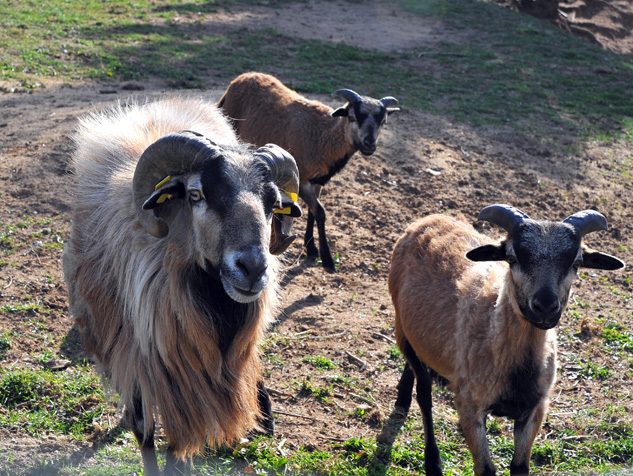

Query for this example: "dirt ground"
[1,0,632,474]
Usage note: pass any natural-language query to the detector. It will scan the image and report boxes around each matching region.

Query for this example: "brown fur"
[388,214,557,475]
[63,97,278,459]
[218,72,354,182]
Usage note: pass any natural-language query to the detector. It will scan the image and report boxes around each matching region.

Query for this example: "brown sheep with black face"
[388,205,624,476]
[219,72,399,272]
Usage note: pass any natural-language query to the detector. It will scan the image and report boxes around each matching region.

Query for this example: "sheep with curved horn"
[63,97,301,475]
[218,72,399,272]
[388,204,624,476]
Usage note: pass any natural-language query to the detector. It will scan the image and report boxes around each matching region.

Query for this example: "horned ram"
[388,205,625,476]
[218,72,399,272]
[62,97,301,475]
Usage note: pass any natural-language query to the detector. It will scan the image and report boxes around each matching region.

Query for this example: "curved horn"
[334,89,361,104]
[133,131,219,238]
[381,96,399,108]
[255,144,302,255]
[256,144,300,214]
[477,204,530,233]
[563,210,608,237]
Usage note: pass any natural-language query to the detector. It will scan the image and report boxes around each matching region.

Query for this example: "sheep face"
[332,92,399,156]
[191,157,281,303]
[467,206,625,330]
[502,221,580,329]
[137,134,300,304]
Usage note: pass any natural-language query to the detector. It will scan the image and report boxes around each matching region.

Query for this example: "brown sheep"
[388,205,624,476]
[63,97,301,475]
[218,71,399,272]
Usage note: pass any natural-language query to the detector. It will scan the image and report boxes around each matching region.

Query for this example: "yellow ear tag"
[155,176,171,190]
[154,176,173,204]
[156,193,174,204]
[274,191,298,214]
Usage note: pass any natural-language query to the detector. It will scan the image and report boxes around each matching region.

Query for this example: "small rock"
[44,359,71,370]
[122,82,145,91]
[425,168,441,176]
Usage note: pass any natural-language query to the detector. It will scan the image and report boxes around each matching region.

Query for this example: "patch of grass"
[299,379,333,403]
[0,301,47,314]
[303,355,337,370]
[0,366,107,438]
[602,323,633,352]
[0,333,12,358]
[580,361,612,381]
[2,0,632,141]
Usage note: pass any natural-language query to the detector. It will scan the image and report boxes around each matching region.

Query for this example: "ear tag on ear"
[274,191,299,215]
[155,176,171,190]
[154,175,174,205]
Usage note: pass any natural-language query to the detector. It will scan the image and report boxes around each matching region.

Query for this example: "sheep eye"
[189,190,203,202]
[506,253,517,265]
[573,258,583,269]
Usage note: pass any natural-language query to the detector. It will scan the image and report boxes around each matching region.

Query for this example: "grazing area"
[0,0,632,474]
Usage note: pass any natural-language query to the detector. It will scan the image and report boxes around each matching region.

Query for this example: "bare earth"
[1,0,632,474]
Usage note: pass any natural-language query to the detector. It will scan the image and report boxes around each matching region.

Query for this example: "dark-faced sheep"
[218,71,399,272]
[388,205,625,476]
[62,97,301,475]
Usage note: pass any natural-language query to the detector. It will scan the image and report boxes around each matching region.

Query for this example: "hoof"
[322,261,338,273]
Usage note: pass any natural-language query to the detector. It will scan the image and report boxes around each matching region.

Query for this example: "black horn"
[563,210,608,237]
[133,131,219,238]
[255,144,302,255]
[381,96,399,109]
[477,204,530,233]
[334,89,361,103]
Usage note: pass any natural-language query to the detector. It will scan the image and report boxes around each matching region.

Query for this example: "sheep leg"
[165,446,188,476]
[257,381,275,435]
[510,402,547,475]
[394,362,415,413]
[400,339,442,475]
[301,183,320,259]
[301,183,335,272]
[127,394,160,476]
[456,406,496,476]
[304,209,318,259]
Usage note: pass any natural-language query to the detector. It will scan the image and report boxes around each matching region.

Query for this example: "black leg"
[304,209,319,259]
[257,381,275,435]
[165,446,188,476]
[510,461,530,476]
[313,201,335,272]
[127,392,160,476]
[394,362,415,414]
[400,340,443,476]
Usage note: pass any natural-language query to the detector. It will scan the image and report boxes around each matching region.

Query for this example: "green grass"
[303,355,338,370]
[2,0,632,142]
[0,366,108,439]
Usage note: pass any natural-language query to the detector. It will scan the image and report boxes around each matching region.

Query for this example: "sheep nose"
[362,138,376,149]
[531,290,561,320]
[235,250,268,291]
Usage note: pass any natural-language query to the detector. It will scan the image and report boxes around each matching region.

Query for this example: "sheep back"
[63,97,277,458]
[219,72,353,183]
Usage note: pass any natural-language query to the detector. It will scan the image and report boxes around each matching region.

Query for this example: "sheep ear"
[581,246,625,270]
[332,106,349,117]
[466,244,506,262]
[142,179,185,210]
